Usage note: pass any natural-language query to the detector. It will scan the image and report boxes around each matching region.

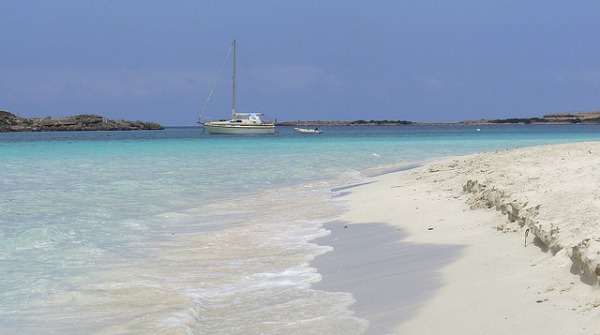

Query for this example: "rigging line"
[197,44,234,125]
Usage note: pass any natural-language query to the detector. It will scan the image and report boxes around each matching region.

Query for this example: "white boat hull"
[294,127,322,134]
[204,122,276,134]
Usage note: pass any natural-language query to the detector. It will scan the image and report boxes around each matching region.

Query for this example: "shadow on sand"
[311,221,464,335]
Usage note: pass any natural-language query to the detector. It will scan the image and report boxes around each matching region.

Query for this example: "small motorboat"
[294,127,322,134]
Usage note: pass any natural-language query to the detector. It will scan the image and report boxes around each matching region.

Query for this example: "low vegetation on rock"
[0,111,164,132]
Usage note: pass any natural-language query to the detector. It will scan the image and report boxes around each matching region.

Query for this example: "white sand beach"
[316,142,600,334]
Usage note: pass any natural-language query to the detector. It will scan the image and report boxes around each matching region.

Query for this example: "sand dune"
[323,142,600,334]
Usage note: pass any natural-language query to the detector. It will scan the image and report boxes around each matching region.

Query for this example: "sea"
[1,124,599,334]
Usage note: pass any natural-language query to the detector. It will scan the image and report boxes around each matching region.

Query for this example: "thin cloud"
[419,76,444,91]
[253,65,345,94]
[557,71,600,88]
[0,67,207,103]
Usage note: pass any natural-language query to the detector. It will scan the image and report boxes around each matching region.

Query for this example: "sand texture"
[326,142,600,334]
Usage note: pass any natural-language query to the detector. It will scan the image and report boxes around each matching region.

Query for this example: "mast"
[231,39,236,118]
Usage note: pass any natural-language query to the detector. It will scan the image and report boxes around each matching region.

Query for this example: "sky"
[1,1,599,126]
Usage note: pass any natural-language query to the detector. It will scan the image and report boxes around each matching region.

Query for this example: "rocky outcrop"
[0,111,164,131]
[543,111,600,122]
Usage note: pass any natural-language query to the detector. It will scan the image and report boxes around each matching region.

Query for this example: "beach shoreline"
[313,142,600,334]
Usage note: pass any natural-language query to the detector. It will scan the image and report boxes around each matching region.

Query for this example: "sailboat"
[200,40,276,135]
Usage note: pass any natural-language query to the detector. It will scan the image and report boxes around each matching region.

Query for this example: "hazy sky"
[1,1,599,125]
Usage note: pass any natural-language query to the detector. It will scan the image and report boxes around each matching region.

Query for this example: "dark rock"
[0,111,164,132]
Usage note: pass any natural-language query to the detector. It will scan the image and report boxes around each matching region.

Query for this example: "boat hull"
[294,128,322,134]
[204,123,276,135]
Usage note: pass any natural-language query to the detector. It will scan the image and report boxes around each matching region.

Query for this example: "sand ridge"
[334,141,600,334]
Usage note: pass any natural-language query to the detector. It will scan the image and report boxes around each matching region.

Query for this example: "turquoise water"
[1,125,599,334]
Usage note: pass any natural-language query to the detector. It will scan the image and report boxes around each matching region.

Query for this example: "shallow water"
[1,125,598,333]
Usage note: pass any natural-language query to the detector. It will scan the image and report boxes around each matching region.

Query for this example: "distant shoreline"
[277,121,599,127]
[278,111,600,127]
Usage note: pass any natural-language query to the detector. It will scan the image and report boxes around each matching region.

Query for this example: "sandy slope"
[333,142,600,334]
